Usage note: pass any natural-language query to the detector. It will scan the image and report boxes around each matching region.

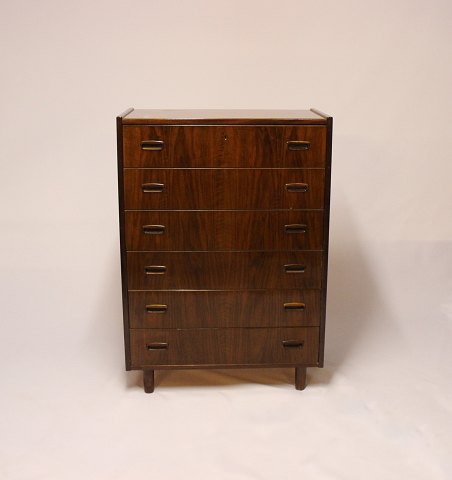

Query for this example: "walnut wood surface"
[128,290,321,328]
[123,125,326,168]
[117,108,332,390]
[125,210,323,251]
[127,251,322,290]
[130,327,319,367]
[124,169,325,210]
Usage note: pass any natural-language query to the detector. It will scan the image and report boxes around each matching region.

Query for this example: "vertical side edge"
[318,115,333,367]
[117,111,132,370]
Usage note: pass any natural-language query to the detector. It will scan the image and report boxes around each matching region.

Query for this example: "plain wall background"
[1,1,451,479]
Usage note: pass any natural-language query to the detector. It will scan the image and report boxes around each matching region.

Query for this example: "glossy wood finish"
[124,169,325,210]
[123,125,326,168]
[125,210,323,251]
[123,109,327,125]
[127,251,322,290]
[128,290,321,328]
[130,327,319,368]
[117,108,332,391]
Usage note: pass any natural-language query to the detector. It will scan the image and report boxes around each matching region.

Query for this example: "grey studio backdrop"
[1,1,451,479]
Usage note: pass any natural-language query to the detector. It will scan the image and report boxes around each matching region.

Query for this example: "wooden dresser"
[116,109,333,393]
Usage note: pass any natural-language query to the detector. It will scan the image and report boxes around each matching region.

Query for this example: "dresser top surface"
[120,109,330,125]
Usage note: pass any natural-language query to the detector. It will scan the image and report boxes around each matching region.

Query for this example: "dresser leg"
[143,369,155,393]
[295,367,307,390]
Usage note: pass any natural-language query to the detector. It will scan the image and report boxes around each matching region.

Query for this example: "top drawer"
[123,126,326,168]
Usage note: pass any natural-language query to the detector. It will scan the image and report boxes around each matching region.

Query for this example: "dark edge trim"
[318,114,333,367]
[117,111,132,370]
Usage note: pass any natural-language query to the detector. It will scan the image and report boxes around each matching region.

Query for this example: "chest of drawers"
[116,109,333,393]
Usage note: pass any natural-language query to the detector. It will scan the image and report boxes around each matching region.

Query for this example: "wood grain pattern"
[125,210,324,251]
[124,169,325,210]
[127,251,322,290]
[128,290,321,328]
[130,327,319,367]
[123,125,326,167]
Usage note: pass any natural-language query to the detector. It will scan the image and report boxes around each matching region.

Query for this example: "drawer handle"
[282,340,304,348]
[285,224,307,234]
[283,302,306,311]
[287,140,310,151]
[285,183,309,193]
[142,225,165,235]
[145,304,168,314]
[145,265,167,275]
[142,183,164,193]
[146,342,168,350]
[141,140,164,151]
[284,264,306,274]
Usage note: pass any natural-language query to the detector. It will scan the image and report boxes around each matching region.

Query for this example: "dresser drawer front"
[125,210,324,251]
[124,169,325,210]
[130,327,319,367]
[129,290,321,328]
[127,251,322,290]
[123,125,326,168]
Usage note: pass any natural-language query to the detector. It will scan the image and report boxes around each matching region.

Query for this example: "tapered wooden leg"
[143,369,155,393]
[295,367,307,390]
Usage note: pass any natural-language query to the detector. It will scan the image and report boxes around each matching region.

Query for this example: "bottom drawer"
[130,327,319,368]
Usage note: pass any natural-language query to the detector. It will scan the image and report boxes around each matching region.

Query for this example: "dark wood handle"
[142,183,164,193]
[285,224,307,234]
[285,183,309,193]
[287,140,310,151]
[284,264,306,274]
[283,302,306,310]
[144,266,167,275]
[146,342,168,350]
[282,340,304,348]
[141,140,164,151]
[142,225,166,235]
[145,304,168,314]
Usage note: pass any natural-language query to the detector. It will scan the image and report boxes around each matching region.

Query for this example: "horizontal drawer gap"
[124,209,325,212]
[127,288,325,292]
[126,249,324,253]
[130,326,320,330]
[123,167,326,171]
[123,123,326,127]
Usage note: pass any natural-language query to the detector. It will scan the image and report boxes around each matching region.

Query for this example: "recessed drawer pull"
[284,264,306,274]
[285,224,307,234]
[146,342,168,350]
[285,183,309,193]
[142,225,165,235]
[142,183,164,193]
[287,140,310,151]
[144,265,167,275]
[282,340,304,348]
[141,140,165,151]
[145,304,168,314]
[283,302,306,311]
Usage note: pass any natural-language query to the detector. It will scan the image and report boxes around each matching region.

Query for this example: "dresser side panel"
[117,116,132,370]
[318,116,333,367]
